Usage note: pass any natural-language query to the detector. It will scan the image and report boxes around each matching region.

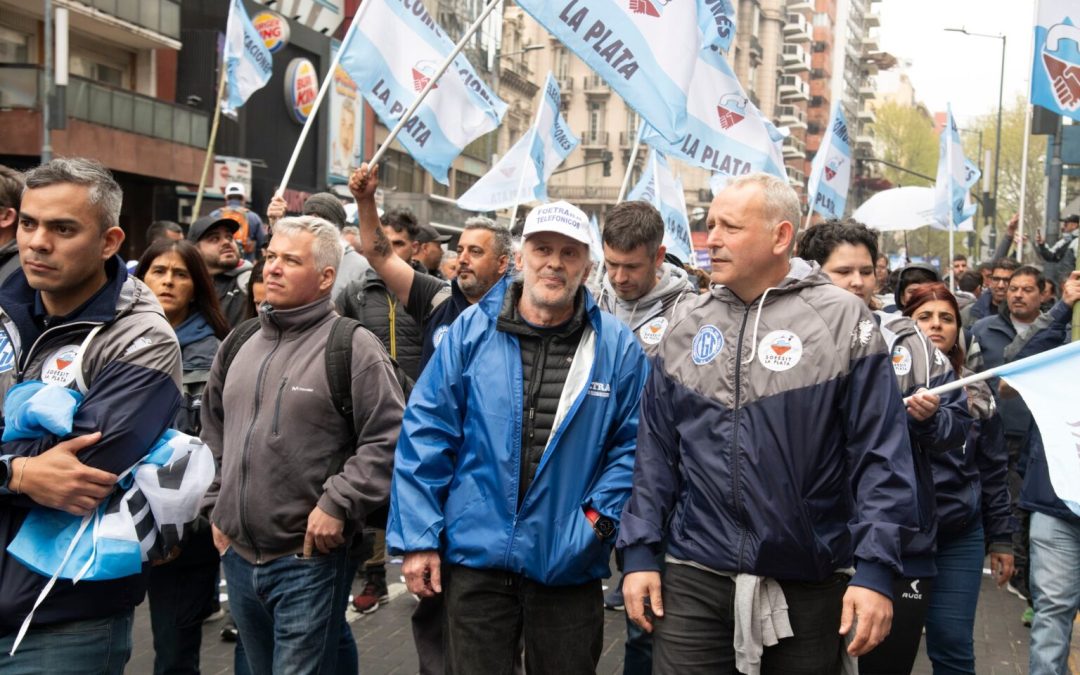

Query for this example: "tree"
[871,101,938,187]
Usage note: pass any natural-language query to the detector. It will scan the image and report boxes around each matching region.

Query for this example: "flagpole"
[907,339,1080,402]
[277,0,371,195]
[367,0,503,171]
[947,112,956,293]
[617,121,645,204]
[192,65,228,218]
[506,79,548,231]
[1014,0,1040,263]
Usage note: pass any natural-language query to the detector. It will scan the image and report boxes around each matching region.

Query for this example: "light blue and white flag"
[1031,0,1080,122]
[587,213,603,264]
[627,150,693,264]
[515,0,734,142]
[641,48,786,179]
[338,0,506,184]
[222,0,274,117]
[933,104,979,229]
[996,340,1080,516]
[806,101,852,220]
[457,73,577,210]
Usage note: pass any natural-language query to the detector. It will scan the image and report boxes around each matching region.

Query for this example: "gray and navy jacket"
[617,259,921,599]
[0,257,182,632]
[877,312,972,576]
[596,262,698,355]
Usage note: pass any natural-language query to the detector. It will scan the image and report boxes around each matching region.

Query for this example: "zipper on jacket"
[518,336,548,511]
[731,303,753,570]
[238,326,283,564]
[271,377,288,436]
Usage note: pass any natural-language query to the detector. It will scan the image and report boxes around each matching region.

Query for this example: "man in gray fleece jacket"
[200,215,404,675]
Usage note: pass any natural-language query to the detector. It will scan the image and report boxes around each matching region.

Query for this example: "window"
[554,46,570,81]
[751,6,761,38]
[0,25,30,64]
[813,12,831,27]
[455,171,479,199]
[378,149,423,193]
[589,102,605,139]
[625,107,638,133]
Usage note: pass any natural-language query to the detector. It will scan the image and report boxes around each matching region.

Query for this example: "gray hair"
[463,216,512,260]
[726,172,802,242]
[23,157,122,231]
[271,215,344,274]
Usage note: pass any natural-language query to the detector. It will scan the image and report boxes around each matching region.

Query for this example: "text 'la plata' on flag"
[933,104,979,229]
[627,149,693,265]
[222,0,274,118]
[641,47,787,180]
[1030,1,1080,122]
[806,101,852,220]
[337,0,507,185]
[514,0,735,143]
[457,73,578,212]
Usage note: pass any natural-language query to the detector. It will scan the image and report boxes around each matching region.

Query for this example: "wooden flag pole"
[191,66,228,218]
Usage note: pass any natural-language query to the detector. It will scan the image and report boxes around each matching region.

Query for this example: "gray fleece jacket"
[200,296,404,565]
[596,262,698,354]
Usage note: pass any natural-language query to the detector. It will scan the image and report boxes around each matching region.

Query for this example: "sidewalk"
[127,563,1077,674]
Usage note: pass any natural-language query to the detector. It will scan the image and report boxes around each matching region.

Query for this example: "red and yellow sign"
[284,58,319,124]
[253,11,290,53]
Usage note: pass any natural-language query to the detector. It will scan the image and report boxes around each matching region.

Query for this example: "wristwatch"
[584,507,615,540]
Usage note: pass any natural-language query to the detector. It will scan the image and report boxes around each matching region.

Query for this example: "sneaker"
[220,621,238,642]
[604,585,625,611]
[1022,607,1034,627]
[1006,579,1029,601]
[352,582,383,614]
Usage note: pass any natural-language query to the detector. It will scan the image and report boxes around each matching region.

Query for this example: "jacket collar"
[479,275,601,332]
[259,296,335,338]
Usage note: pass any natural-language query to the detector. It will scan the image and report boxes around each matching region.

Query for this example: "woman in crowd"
[245,258,266,320]
[798,220,972,675]
[136,239,230,675]
[903,282,1014,674]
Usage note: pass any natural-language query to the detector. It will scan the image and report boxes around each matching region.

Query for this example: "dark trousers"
[858,575,934,675]
[147,531,219,675]
[443,564,603,675]
[652,563,847,675]
[411,594,445,675]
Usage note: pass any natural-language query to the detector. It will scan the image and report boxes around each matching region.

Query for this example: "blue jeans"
[1028,512,1080,675]
[223,547,350,675]
[0,611,133,674]
[923,522,985,674]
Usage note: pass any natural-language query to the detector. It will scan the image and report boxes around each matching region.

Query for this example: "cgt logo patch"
[691,325,724,365]
[757,330,803,372]
[41,345,80,386]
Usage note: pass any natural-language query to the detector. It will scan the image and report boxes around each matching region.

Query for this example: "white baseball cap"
[225,182,245,198]
[522,201,591,247]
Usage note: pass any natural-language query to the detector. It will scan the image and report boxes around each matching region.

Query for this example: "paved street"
[125,560,1079,674]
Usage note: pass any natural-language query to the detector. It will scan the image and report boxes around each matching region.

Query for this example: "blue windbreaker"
[386,277,649,585]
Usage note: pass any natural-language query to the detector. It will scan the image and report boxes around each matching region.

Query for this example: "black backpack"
[221,316,413,438]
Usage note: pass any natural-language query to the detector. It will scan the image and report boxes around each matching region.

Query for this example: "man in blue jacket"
[387,200,649,674]
[619,173,922,674]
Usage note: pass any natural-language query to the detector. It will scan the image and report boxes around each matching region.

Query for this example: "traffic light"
[602,150,613,177]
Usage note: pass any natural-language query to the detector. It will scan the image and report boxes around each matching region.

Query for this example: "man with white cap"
[209,182,266,262]
[386,200,650,674]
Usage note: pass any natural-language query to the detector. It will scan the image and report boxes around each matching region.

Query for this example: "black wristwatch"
[584,507,615,540]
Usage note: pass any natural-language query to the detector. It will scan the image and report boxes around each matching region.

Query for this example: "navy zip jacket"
[617,259,921,599]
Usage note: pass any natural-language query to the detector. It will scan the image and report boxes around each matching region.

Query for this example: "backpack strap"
[221,317,261,380]
[326,317,361,439]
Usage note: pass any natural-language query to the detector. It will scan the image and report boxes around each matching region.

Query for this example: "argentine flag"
[338,0,507,184]
[806,102,852,220]
[1031,0,1080,122]
[515,0,735,142]
[627,150,693,264]
[641,48,787,179]
[222,0,274,117]
[457,73,577,211]
[933,105,979,229]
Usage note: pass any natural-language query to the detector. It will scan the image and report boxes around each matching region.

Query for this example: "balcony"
[783,44,811,73]
[779,75,810,102]
[786,165,806,186]
[784,14,812,43]
[0,65,208,147]
[782,134,806,160]
[787,0,814,15]
[557,77,574,95]
[857,107,876,124]
[862,35,880,53]
[619,130,639,148]
[858,78,876,99]
[583,75,610,96]
[777,104,807,130]
[580,129,609,148]
[548,185,621,202]
[855,131,874,149]
[865,11,881,28]
[62,0,182,48]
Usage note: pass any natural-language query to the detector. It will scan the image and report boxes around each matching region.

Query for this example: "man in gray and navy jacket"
[619,173,922,675]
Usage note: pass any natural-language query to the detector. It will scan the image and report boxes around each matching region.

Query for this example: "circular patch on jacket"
[891,345,912,376]
[432,325,450,349]
[639,317,669,346]
[0,333,14,374]
[41,344,81,386]
[691,325,724,365]
[757,330,803,372]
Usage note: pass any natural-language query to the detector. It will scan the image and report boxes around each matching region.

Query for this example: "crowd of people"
[0,157,1076,675]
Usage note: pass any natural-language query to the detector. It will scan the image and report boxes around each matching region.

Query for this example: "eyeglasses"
[990,276,1012,284]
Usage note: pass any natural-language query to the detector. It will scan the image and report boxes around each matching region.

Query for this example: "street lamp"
[945,27,1005,256]
[499,44,544,60]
